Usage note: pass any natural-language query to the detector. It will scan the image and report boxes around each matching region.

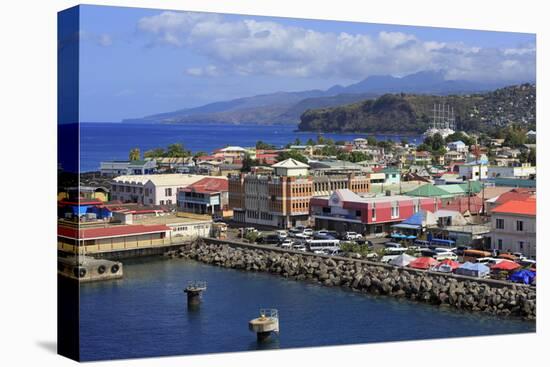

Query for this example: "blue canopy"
[508,269,536,285]
[392,223,421,230]
[401,211,426,226]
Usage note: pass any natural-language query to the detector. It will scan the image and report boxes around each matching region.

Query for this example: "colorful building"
[490,198,536,259]
[177,177,229,216]
[310,189,440,236]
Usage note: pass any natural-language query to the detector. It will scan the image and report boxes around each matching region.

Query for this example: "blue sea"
[78,257,534,361]
[78,122,422,172]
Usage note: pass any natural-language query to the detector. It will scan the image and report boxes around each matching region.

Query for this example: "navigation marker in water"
[184,280,207,307]
[249,308,280,342]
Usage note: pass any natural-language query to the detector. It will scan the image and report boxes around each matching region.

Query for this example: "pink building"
[311,189,441,236]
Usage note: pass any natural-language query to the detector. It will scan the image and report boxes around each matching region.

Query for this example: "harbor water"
[78,257,534,361]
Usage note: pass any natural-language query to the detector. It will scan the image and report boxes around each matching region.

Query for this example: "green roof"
[406,184,455,198]
[438,184,467,195]
[457,181,483,194]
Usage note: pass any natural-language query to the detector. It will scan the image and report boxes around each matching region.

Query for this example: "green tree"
[241,153,258,172]
[256,140,274,150]
[277,150,308,163]
[143,147,166,158]
[193,151,208,159]
[445,131,474,146]
[166,143,189,158]
[400,137,409,146]
[306,138,315,146]
[293,138,302,146]
[528,147,536,166]
[504,125,527,147]
[367,136,377,146]
[129,147,140,161]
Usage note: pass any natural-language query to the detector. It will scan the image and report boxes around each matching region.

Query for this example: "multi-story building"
[490,198,536,259]
[177,177,228,216]
[310,189,440,236]
[228,158,370,228]
[458,162,488,181]
[111,174,208,206]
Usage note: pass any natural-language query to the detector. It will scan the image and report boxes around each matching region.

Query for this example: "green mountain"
[298,84,536,133]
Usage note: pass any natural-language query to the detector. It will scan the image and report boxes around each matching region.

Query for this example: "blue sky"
[76,5,536,122]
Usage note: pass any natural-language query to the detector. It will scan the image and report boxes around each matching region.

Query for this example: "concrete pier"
[184,281,207,306]
[249,309,279,341]
[58,255,123,282]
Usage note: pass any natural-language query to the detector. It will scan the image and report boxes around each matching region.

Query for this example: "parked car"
[344,232,363,241]
[276,230,288,240]
[292,243,306,252]
[385,247,407,255]
[303,228,314,237]
[384,242,402,248]
[365,253,379,260]
[434,252,458,261]
[280,239,294,249]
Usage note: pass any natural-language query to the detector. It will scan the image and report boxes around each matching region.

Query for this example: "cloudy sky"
[76,5,535,122]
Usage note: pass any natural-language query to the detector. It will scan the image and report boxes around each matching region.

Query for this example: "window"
[160,200,165,205]
[371,203,376,220]
[496,218,504,229]
[356,210,361,217]
[516,220,524,231]
[166,200,172,205]
[165,188,172,197]
[497,239,503,250]
[391,202,399,218]
[519,241,524,250]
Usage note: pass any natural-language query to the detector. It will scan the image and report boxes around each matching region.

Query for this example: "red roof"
[58,199,103,206]
[492,199,536,216]
[408,257,439,270]
[494,189,536,205]
[443,196,484,214]
[58,224,169,240]
[491,261,521,271]
[437,259,460,270]
[181,177,228,194]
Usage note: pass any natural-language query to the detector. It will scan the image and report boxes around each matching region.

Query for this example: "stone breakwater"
[172,242,536,320]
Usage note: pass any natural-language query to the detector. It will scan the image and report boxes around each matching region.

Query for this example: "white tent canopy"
[389,254,417,267]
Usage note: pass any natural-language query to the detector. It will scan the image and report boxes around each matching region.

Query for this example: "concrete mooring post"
[249,308,279,342]
[184,281,207,307]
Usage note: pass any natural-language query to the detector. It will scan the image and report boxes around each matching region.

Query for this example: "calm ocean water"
[78,257,534,361]
[78,122,422,172]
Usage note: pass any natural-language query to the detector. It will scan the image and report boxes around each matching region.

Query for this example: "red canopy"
[437,259,460,270]
[409,257,439,270]
[491,261,521,271]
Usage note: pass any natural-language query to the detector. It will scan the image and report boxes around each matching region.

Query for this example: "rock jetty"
[169,242,536,320]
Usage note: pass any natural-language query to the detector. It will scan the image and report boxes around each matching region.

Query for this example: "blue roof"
[401,211,426,226]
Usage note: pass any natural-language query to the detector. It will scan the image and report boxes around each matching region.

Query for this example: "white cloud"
[137,11,535,83]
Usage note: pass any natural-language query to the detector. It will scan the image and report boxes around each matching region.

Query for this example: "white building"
[458,163,488,181]
[447,140,468,153]
[100,161,130,176]
[271,158,309,177]
[488,164,536,179]
[490,199,536,259]
[111,174,210,206]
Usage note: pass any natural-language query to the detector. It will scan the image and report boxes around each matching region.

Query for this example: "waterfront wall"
[173,239,536,320]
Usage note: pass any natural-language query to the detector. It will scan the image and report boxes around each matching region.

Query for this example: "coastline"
[172,240,536,322]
